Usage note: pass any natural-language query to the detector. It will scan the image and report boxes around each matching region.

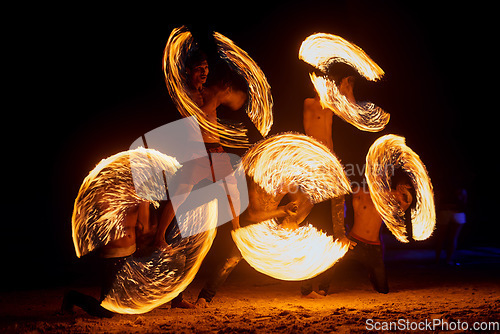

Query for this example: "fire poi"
[299,33,390,132]
[232,133,352,280]
[163,26,273,148]
[365,134,436,243]
[72,148,218,314]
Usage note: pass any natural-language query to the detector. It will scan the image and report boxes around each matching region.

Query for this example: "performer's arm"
[286,191,313,225]
[246,203,294,223]
[152,163,197,249]
[154,200,175,250]
[332,195,355,249]
[137,201,151,233]
[331,196,346,237]
[303,99,314,136]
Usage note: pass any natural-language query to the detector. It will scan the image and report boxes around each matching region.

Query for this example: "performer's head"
[205,61,248,110]
[185,49,209,89]
[326,62,358,102]
[391,168,415,212]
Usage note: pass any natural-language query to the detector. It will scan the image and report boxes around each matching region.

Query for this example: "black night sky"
[7,2,496,291]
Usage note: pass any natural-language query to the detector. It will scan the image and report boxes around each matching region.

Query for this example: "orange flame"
[72,148,217,314]
[242,133,351,203]
[299,33,389,132]
[232,220,348,281]
[365,135,436,242]
[233,133,351,280]
[163,26,273,148]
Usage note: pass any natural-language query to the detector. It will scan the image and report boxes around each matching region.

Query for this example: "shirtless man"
[192,68,317,306]
[303,67,356,152]
[185,50,209,107]
[301,66,357,298]
[302,176,413,297]
[303,65,357,242]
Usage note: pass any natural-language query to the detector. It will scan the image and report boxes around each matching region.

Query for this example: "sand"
[1,248,499,333]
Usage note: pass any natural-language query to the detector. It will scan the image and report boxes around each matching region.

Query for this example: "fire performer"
[301,171,413,297]
[303,62,359,248]
[301,63,358,298]
[185,49,209,107]
[193,61,313,307]
[174,47,252,307]
[303,63,357,150]
[160,48,249,309]
[61,201,155,317]
[196,177,313,307]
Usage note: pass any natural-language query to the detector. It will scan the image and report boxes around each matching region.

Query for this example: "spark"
[163,26,273,148]
[72,148,217,313]
[233,133,351,280]
[365,134,436,243]
[299,33,389,132]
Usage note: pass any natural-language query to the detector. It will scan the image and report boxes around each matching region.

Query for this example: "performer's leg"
[61,290,114,318]
[445,222,464,265]
[99,257,128,302]
[198,242,242,304]
[317,268,334,295]
[300,279,314,296]
[435,210,451,263]
[317,246,354,294]
[364,245,389,294]
[61,254,128,318]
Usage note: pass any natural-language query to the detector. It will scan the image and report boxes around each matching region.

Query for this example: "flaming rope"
[365,135,435,243]
[241,133,351,203]
[299,33,390,132]
[163,26,273,148]
[232,133,351,280]
[72,148,217,313]
[232,220,348,281]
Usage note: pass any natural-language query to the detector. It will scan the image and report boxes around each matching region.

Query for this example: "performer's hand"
[154,239,173,254]
[394,184,413,212]
[231,218,241,230]
[339,236,356,250]
[281,218,299,230]
[284,201,299,216]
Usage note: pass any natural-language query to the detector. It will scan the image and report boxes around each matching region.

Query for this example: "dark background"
[7,2,495,290]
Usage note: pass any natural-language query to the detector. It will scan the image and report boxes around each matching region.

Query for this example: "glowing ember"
[365,134,436,243]
[72,148,217,314]
[163,26,273,148]
[233,133,351,280]
[299,33,390,132]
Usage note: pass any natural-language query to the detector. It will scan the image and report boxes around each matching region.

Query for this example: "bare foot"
[301,291,325,299]
[195,298,209,308]
[171,299,196,309]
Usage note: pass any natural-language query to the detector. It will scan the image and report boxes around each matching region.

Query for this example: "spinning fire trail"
[69,26,437,316]
[163,26,273,148]
[72,148,218,314]
[232,133,352,281]
[299,33,390,132]
[365,135,436,243]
